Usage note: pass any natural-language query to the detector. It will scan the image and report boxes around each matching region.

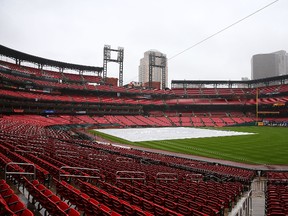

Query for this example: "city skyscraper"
[138,50,168,89]
[251,50,288,80]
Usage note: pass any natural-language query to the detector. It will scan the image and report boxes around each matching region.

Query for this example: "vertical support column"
[118,47,124,87]
[148,53,154,89]
[148,51,167,89]
[161,56,166,90]
[103,45,110,83]
[103,45,124,86]
[256,87,259,123]
[59,67,64,80]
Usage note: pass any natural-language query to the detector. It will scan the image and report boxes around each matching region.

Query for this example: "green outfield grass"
[91,126,288,165]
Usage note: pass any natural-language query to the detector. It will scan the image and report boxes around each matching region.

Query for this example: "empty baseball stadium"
[0,45,288,215]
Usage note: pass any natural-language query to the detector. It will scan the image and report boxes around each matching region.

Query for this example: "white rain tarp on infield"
[95,127,254,142]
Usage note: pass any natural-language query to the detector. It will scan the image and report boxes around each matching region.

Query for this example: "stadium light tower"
[103,45,124,86]
[148,52,167,89]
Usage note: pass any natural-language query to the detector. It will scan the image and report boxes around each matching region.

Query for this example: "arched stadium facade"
[0,44,288,215]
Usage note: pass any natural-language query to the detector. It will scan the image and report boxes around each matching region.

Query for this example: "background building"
[138,50,168,89]
[251,50,288,80]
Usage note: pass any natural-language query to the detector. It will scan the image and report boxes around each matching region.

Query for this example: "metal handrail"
[185,173,203,182]
[116,171,146,183]
[15,145,44,154]
[56,150,79,158]
[59,166,100,180]
[5,162,36,180]
[88,154,109,160]
[116,157,133,162]
[156,172,178,183]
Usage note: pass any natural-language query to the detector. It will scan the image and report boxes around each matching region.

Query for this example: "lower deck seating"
[0,180,34,216]
[0,117,256,215]
[266,183,288,216]
[265,172,288,216]
[0,112,255,128]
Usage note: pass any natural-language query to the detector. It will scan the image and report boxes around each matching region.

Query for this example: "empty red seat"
[68,208,80,216]
[17,208,34,216]
[9,201,25,214]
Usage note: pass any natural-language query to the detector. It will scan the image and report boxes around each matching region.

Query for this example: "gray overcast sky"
[0,0,287,87]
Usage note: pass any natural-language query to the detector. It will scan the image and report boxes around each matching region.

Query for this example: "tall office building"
[139,50,168,89]
[251,50,288,80]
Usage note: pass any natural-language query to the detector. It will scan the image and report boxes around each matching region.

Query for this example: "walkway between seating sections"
[251,177,266,216]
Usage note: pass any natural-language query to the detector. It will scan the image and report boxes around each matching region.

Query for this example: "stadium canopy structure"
[0,44,103,74]
[172,75,288,89]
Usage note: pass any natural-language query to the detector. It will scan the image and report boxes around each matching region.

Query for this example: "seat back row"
[24,178,80,216]
[0,179,33,216]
